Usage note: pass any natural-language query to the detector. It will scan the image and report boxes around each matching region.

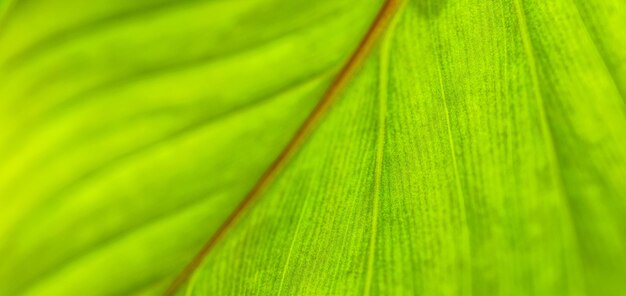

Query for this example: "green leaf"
[177,1,626,295]
[0,0,381,294]
[1,0,626,295]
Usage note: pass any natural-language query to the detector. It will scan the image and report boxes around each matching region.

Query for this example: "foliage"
[0,0,625,295]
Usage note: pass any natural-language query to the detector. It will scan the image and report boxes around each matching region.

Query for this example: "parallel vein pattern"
[1,0,626,295]
[0,1,384,295]
[181,0,626,295]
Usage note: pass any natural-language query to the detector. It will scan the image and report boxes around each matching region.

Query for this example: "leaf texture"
[1,0,626,295]
[178,0,626,295]
[0,0,382,295]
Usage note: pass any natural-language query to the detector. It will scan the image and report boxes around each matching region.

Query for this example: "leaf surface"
[1,0,626,296]
[179,0,626,295]
[0,0,382,295]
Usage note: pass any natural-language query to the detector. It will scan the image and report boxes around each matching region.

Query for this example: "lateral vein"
[511,0,586,292]
[364,3,402,293]
[436,59,473,295]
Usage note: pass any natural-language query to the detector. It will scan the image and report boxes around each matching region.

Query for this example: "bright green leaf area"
[1,0,626,295]
[0,0,381,294]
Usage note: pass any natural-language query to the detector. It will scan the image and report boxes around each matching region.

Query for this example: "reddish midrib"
[163,1,402,294]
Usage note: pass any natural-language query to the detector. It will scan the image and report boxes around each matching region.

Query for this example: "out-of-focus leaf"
[0,0,382,295]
